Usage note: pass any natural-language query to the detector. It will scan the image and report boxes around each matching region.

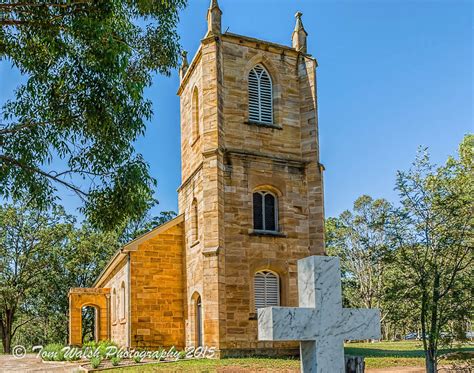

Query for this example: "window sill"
[245,121,282,130]
[190,240,200,248]
[249,230,287,238]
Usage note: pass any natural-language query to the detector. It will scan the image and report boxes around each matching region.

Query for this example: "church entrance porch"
[68,288,110,346]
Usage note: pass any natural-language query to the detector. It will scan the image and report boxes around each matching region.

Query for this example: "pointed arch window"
[254,271,280,310]
[120,282,126,320]
[253,191,278,232]
[192,87,200,140]
[191,199,199,243]
[248,64,273,124]
[195,295,203,347]
[112,289,117,322]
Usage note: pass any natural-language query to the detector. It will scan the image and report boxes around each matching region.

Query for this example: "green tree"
[41,223,119,345]
[0,0,186,229]
[120,210,177,243]
[0,203,73,353]
[3,213,121,349]
[325,196,393,337]
[391,135,473,373]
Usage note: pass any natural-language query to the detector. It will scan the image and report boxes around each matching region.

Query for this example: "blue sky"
[1,0,472,219]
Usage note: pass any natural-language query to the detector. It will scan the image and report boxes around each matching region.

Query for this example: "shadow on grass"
[345,345,474,359]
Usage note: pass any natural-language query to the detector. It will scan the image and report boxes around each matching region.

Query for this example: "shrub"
[90,356,101,369]
[41,344,66,361]
[82,340,118,359]
[65,347,82,362]
[152,349,164,360]
[97,340,117,358]
[110,356,121,366]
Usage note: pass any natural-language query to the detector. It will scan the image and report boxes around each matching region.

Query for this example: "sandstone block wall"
[129,222,186,349]
[177,32,325,355]
[100,257,129,347]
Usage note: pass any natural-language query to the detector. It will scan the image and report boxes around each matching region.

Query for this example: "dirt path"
[0,354,82,373]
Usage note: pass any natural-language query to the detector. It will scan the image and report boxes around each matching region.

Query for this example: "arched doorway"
[82,305,99,343]
[196,295,203,347]
[69,288,110,346]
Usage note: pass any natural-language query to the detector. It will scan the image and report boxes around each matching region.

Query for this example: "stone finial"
[292,11,308,53]
[206,0,222,36]
[179,50,189,81]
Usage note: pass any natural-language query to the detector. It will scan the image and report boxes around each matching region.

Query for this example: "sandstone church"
[69,0,325,357]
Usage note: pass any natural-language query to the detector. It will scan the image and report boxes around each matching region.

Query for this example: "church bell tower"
[177,0,324,356]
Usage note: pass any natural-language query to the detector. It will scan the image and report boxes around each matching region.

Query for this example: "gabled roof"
[93,214,184,287]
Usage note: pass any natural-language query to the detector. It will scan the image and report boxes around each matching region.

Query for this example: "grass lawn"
[109,341,473,372]
[345,341,472,368]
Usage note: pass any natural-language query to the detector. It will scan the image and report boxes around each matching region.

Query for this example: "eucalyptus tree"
[325,196,393,334]
[391,135,473,373]
[119,210,177,243]
[0,0,186,229]
[0,204,73,353]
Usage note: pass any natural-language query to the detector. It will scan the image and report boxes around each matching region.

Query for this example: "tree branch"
[11,317,35,338]
[0,154,88,200]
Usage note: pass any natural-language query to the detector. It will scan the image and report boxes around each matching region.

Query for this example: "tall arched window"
[192,87,200,140]
[248,64,273,124]
[254,270,280,310]
[120,282,126,320]
[195,295,203,347]
[191,199,198,242]
[253,191,278,232]
[112,288,117,322]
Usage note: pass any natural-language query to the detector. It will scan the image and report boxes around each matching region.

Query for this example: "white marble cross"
[258,256,381,373]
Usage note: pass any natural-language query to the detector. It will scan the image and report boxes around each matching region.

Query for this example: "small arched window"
[195,295,203,347]
[248,64,273,124]
[192,87,200,140]
[253,191,278,232]
[112,289,117,322]
[254,271,280,310]
[120,282,126,320]
[191,199,198,242]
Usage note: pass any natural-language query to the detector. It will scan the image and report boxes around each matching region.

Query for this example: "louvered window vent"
[248,64,273,124]
[254,271,280,310]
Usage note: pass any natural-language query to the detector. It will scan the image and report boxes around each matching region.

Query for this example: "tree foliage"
[327,135,473,373]
[0,203,73,352]
[0,0,186,229]
[119,210,177,243]
[326,196,392,322]
[390,135,473,372]
[0,201,177,350]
